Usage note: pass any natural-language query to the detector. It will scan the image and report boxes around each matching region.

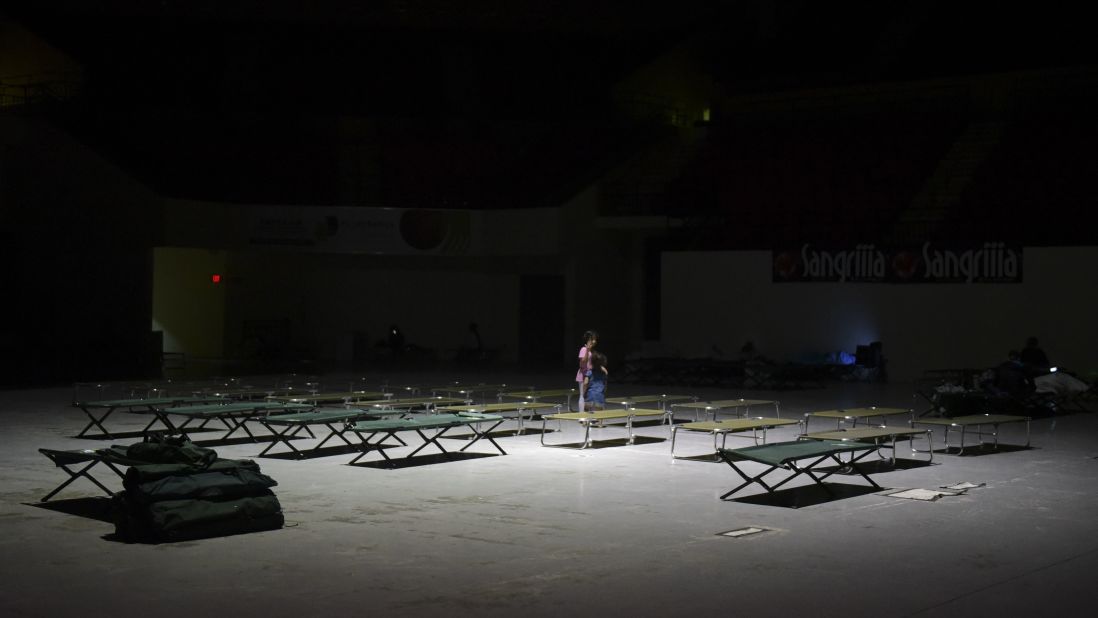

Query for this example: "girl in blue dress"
[584,351,609,410]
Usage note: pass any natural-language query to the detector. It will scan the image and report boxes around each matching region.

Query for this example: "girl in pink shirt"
[576,330,598,411]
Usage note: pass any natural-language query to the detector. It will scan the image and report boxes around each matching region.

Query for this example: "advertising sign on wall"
[772,242,1023,283]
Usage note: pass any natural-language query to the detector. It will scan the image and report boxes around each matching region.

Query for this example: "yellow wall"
[152,247,226,358]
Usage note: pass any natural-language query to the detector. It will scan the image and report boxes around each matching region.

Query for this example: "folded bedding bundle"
[107,434,219,467]
[124,466,277,503]
[122,458,262,485]
[111,436,284,543]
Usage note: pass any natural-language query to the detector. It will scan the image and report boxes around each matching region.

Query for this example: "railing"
[615,91,704,128]
[0,71,83,108]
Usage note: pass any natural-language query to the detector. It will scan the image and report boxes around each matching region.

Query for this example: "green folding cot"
[348,413,506,467]
[163,401,315,442]
[37,446,250,502]
[265,390,389,405]
[73,395,229,439]
[256,407,409,458]
[355,396,469,412]
[717,439,882,500]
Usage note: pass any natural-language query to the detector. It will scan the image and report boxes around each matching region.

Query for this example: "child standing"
[584,351,609,411]
[575,330,597,411]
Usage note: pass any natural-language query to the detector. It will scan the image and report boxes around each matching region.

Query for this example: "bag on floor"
[112,491,284,543]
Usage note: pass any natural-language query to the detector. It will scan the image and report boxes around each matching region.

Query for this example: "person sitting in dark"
[992,350,1035,398]
[386,324,406,357]
[1020,336,1050,372]
[457,322,483,363]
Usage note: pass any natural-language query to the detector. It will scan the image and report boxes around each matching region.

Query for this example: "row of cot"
[548,402,1029,459]
[70,383,572,442]
[75,379,559,405]
[68,384,1032,460]
[46,384,1033,504]
[71,387,773,450]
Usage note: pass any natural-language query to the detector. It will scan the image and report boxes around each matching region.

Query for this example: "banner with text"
[772,243,1023,283]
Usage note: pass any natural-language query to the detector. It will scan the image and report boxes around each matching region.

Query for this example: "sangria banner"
[772,242,1023,283]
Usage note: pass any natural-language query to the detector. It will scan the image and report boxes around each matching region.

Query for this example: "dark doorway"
[518,275,564,368]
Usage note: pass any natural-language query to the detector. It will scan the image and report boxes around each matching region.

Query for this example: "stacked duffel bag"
[110,435,284,543]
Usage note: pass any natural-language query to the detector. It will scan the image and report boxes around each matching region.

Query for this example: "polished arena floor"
[2,368,1096,617]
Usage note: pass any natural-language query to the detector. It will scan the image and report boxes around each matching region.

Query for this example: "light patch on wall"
[152,247,226,358]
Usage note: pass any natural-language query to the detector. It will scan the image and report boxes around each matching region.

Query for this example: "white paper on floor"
[941,481,985,490]
[717,527,768,538]
[887,488,963,501]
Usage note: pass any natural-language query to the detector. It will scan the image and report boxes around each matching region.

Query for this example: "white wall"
[301,264,520,364]
[223,251,521,364]
[662,247,1098,381]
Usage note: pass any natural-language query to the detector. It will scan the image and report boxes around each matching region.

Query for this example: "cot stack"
[110,436,284,543]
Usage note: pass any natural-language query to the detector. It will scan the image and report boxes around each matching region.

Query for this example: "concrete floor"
[2,370,1096,617]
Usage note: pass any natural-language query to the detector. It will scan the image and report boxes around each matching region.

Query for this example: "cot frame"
[348,414,507,467]
[38,447,260,503]
[717,440,881,500]
[429,383,531,402]
[539,408,668,449]
[911,413,1030,455]
[670,398,782,422]
[72,396,229,439]
[803,407,913,432]
[195,387,281,400]
[670,417,800,460]
[164,401,316,442]
[265,390,390,405]
[256,407,409,458]
[37,448,137,502]
[605,394,697,417]
[434,402,561,435]
[356,396,470,413]
[498,388,578,410]
[799,426,934,465]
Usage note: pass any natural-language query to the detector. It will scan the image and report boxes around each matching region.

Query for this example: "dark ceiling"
[7,1,1097,114]
[7,1,713,34]
[5,1,1095,209]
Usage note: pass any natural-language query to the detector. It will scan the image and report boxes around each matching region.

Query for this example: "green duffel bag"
[125,467,278,504]
[110,434,218,468]
[112,491,284,543]
[122,459,262,489]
